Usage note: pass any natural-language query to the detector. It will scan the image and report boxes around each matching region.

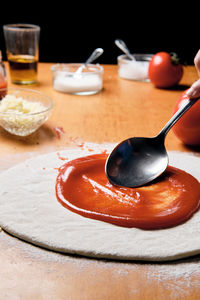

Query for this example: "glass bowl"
[51,63,104,95]
[0,88,53,136]
[117,54,153,81]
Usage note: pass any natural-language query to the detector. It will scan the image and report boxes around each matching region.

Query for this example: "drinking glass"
[3,24,40,84]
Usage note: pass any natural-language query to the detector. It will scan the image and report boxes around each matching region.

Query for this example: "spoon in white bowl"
[75,48,104,75]
[115,39,135,61]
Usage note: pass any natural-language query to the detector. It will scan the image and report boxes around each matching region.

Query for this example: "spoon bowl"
[106,136,168,187]
[106,97,199,187]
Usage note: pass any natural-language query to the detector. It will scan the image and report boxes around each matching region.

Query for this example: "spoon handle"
[115,39,135,61]
[76,48,104,74]
[84,48,104,66]
[157,97,199,139]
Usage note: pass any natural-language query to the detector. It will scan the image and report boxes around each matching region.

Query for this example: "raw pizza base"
[0,144,200,261]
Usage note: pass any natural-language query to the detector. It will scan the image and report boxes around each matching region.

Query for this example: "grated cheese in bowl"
[0,89,53,136]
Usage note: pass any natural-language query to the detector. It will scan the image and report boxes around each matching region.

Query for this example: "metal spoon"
[105,97,199,188]
[75,48,104,74]
[115,39,135,61]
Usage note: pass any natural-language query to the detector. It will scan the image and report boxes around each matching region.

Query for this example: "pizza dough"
[0,144,200,261]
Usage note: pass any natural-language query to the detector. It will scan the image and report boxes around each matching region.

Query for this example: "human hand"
[186,50,200,99]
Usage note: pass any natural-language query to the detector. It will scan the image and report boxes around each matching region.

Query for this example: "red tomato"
[0,75,7,100]
[172,91,200,145]
[0,74,7,89]
[148,52,183,88]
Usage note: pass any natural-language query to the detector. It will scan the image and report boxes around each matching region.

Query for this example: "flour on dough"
[0,144,200,261]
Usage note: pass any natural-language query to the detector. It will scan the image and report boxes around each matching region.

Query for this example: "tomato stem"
[170,52,180,65]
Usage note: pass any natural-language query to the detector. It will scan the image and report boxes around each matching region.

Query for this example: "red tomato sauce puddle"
[55,154,200,230]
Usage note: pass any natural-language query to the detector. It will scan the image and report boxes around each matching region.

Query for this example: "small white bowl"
[0,88,53,136]
[117,54,153,81]
[51,63,103,95]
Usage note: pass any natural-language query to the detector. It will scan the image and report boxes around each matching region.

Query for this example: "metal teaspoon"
[75,48,104,74]
[115,39,135,60]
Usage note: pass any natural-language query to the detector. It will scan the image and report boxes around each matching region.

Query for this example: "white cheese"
[0,94,48,136]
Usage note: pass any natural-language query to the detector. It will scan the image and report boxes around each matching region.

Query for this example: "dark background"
[0,3,198,65]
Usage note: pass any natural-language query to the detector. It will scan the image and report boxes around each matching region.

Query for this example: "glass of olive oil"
[3,24,40,85]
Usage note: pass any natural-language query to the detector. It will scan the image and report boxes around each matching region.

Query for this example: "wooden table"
[0,63,200,299]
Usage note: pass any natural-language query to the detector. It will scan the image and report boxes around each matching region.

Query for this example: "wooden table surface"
[1,63,200,299]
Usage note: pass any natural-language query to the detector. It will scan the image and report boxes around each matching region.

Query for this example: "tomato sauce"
[55,154,200,230]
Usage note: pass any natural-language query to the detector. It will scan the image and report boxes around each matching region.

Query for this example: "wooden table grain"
[0,62,200,300]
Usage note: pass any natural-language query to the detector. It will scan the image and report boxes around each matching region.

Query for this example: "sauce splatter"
[54,126,65,139]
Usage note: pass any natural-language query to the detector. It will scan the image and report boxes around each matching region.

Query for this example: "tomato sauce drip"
[55,154,200,230]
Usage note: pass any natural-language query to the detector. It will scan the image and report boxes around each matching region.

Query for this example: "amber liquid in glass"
[8,54,38,84]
